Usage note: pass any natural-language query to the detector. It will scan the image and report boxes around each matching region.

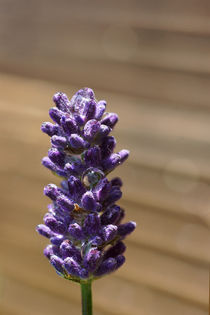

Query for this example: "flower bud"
[68,223,84,240]
[53,92,70,111]
[50,255,65,274]
[48,148,65,167]
[65,159,84,176]
[100,136,116,159]
[73,114,85,126]
[42,157,57,172]
[94,178,111,202]
[51,135,67,149]
[102,153,120,172]
[118,149,130,163]
[49,107,63,124]
[118,221,136,237]
[36,224,54,238]
[68,175,85,201]
[44,184,60,201]
[101,205,121,225]
[95,100,106,120]
[56,194,74,212]
[101,113,118,128]
[104,241,126,259]
[81,191,97,212]
[44,244,60,259]
[83,248,101,272]
[41,122,60,137]
[94,257,117,276]
[64,257,82,277]
[83,100,96,121]
[95,124,111,143]
[101,224,117,242]
[104,187,122,207]
[44,215,67,234]
[83,213,101,236]
[84,119,101,141]
[69,134,87,150]
[110,177,123,187]
[50,235,65,246]
[102,150,129,172]
[60,240,81,262]
[61,116,78,135]
[84,146,101,167]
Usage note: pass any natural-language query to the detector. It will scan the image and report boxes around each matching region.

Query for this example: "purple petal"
[68,175,85,201]
[100,136,116,159]
[43,184,60,201]
[69,134,87,150]
[48,148,65,167]
[84,146,101,167]
[101,224,117,242]
[104,187,122,207]
[42,157,57,172]
[68,223,84,240]
[53,92,70,111]
[118,221,136,237]
[83,248,101,272]
[83,119,101,141]
[56,194,74,212]
[50,235,65,246]
[36,224,54,238]
[83,213,101,236]
[64,257,82,277]
[94,257,117,276]
[60,240,82,262]
[51,135,67,149]
[110,177,123,187]
[44,215,67,234]
[61,115,78,135]
[95,100,106,120]
[101,205,122,225]
[81,191,97,212]
[41,122,60,137]
[94,178,111,202]
[101,113,118,128]
[104,241,126,259]
[49,107,63,124]
[50,255,65,274]
[44,244,60,259]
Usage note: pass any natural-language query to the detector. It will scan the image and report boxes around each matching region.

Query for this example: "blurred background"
[0,0,210,314]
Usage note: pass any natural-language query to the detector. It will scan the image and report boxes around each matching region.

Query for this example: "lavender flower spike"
[37,87,136,284]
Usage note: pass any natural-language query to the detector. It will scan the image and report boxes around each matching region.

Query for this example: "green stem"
[80,281,92,315]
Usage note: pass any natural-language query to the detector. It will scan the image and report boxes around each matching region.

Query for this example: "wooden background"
[0,1,209,314]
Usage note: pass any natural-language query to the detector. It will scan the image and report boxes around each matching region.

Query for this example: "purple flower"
[83,248,101,272]
[101,113,118,128]
[81,191,97,212]
[64,257,83,277]
[118,221,136,237]
[83,213,101,236]
[50,255,65,275]
[37,88,136,282]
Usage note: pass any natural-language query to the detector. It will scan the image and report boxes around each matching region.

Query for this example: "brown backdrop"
[0,1,209,314]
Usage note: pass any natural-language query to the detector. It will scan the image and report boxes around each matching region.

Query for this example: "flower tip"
[118,221,136,237]
[52,92,61,102]
[50,255,65,274]
[119,149,130,162]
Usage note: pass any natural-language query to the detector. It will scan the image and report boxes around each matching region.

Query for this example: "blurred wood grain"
[0,1,209,314]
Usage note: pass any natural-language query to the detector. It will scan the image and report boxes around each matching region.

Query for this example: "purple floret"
[37,88,136,282]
